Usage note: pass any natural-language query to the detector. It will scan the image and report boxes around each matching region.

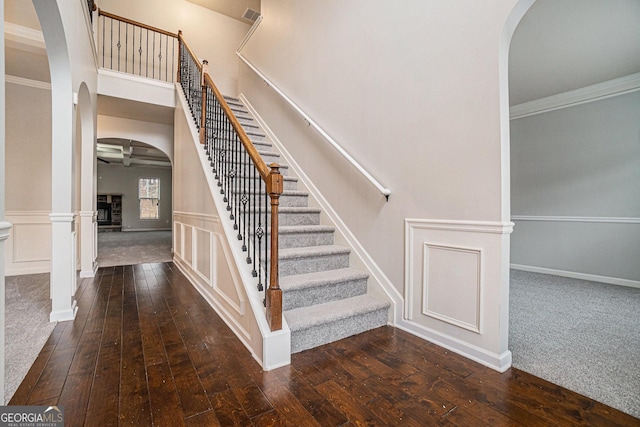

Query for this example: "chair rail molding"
[511,215,640,224]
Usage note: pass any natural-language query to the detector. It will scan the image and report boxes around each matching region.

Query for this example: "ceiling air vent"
[242,8,261,23]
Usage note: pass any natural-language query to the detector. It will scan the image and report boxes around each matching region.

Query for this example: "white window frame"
[138,177,160,220]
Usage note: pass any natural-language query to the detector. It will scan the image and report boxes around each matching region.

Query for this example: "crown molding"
[5,75,51,90]
[510,72,640,119]
[4,21,46,51]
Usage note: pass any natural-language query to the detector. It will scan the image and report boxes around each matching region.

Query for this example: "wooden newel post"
[266,164,283,331]
[199,59,209,145]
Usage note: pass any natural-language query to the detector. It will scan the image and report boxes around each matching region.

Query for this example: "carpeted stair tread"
[284,294,389,332]
[278,244,350,261]
[278,206,321,214]
[278,225,334,235]
[280,267,368,292]
[280,267,369,310]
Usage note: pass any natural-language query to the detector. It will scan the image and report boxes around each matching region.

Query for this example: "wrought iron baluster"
[110,18,113,69]
[131,25,135,75]
[125,23,128,73]
[256,176,264,291]
[101,15,105,67]
[158,34,163,81]
[117,20,121,71]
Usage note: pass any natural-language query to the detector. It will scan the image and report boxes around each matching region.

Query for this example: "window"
[139,178,160,219]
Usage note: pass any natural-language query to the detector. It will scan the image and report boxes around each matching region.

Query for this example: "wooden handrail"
[98,9,179,39]
[178,31,202,73]
[178,32,283,331]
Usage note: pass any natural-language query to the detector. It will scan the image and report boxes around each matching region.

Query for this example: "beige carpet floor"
[4,273,56,403]
[97,230,172,267]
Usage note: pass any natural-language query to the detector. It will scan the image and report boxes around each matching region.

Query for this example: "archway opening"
[506,0,640,417]
[95,138,173,267]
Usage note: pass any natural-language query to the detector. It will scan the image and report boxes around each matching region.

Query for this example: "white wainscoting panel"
[422,244,482,333]
[173,213,246,319]
[4,211,51,275]
[403,218,513,372]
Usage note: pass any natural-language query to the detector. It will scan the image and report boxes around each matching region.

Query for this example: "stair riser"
[213,149,281,164]
[259,211,320,226]
[289,308,388,353]
[278,211,320,226]
[246,132,267,141]
[219,165,290,176]
[283,278,367,311]
[279,252,349,276]
[279,231,334,249]
[279,193,308,207]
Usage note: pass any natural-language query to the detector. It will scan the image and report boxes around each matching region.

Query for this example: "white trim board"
[512,215,640,224]
[510,264,640,289]
[510,72,640,119]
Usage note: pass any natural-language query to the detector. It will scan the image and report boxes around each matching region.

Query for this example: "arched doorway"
[503,0,640,417]
[95,138,173,267]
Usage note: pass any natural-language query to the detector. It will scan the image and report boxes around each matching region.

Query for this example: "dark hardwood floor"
[9,263,639,426]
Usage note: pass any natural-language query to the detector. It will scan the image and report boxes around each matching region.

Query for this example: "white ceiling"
[185,0,260,23]
[509,0,640,105]
[97,138,171,167]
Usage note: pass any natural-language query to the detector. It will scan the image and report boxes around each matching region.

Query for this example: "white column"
[79,211,98,277]
[0,223,10,405]
[0,6,8,403]
[33,0,78,323]
[49,213,78,322]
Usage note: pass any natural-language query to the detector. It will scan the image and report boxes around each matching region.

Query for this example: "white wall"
[510,90,640,285]
[97,163,172,231]
[4,81,53,275]
[98,0,250,95]
[239,0,520,370]
[5,82,52,211]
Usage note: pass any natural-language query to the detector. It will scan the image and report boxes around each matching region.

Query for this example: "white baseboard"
[397,320,512,373]
[6,265,50,277]
[49,300,77,323]
[510,264,640,289]
[79,262,98,278]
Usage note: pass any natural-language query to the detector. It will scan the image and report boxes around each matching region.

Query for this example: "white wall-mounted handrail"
[236,17,391,200]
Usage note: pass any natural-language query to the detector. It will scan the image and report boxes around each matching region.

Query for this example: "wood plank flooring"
[9,263,639,426]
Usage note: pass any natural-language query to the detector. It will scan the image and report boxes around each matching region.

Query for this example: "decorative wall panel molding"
[173,216,245,317]
[422,244,482,333]
[403,218,513,372]
[4,211,52,275]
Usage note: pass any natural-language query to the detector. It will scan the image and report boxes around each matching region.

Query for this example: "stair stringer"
[239,93,404,326]
[174,84,291,370]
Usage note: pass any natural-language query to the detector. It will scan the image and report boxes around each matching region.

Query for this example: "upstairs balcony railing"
[97,9,179,83]
[95,11,283,331]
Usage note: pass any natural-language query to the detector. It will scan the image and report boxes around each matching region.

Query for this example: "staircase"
[224,96,390,353]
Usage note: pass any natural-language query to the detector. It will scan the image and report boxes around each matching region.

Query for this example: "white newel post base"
[49,213,78,322]
[79,211,98,278]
